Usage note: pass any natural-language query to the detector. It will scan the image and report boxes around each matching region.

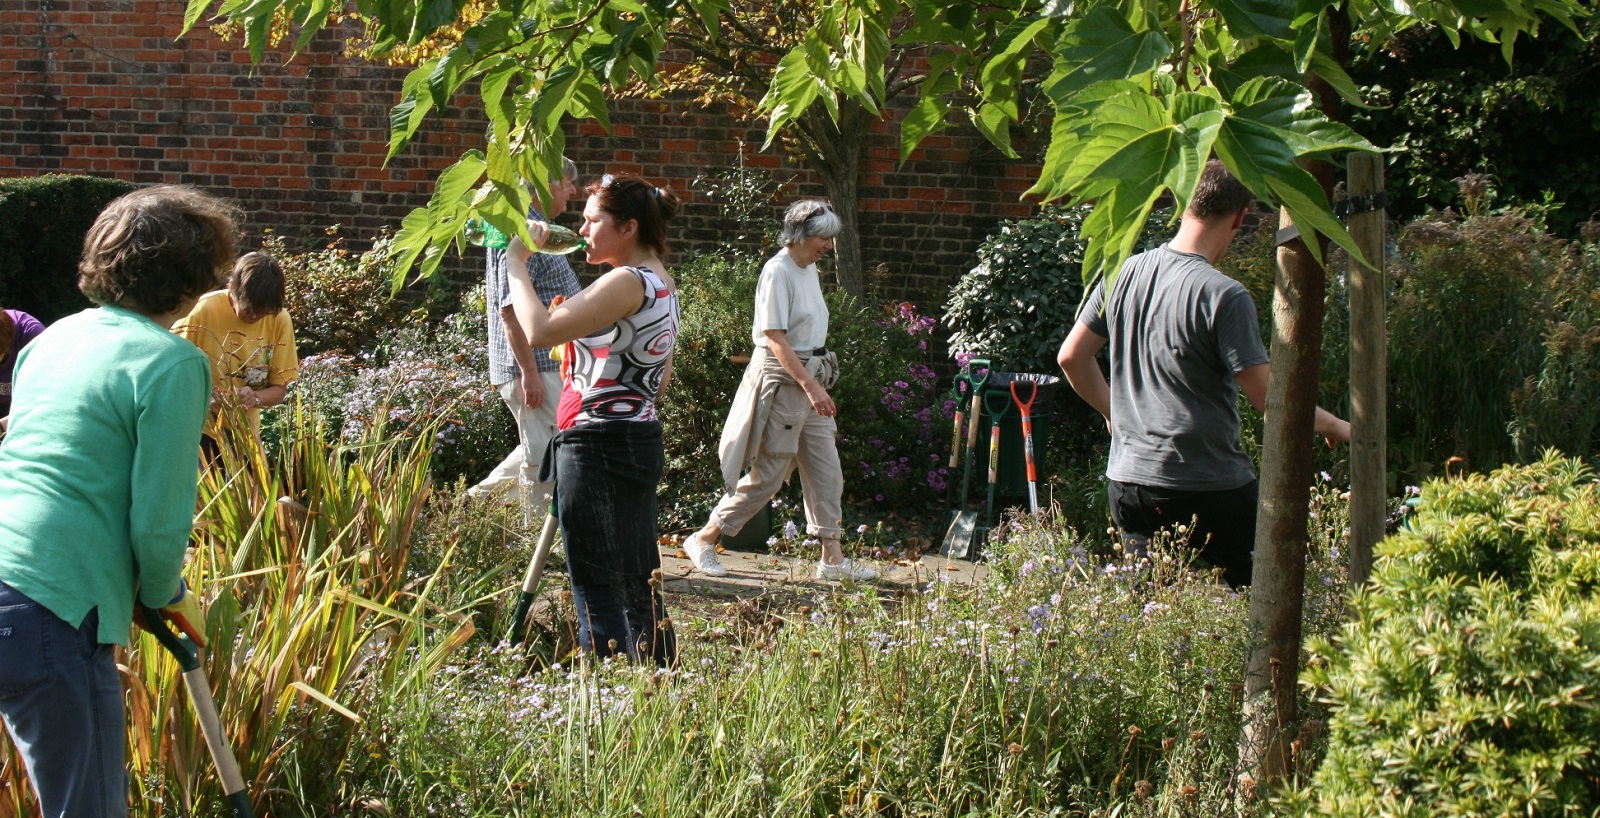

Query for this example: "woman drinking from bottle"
[505,173,681,666]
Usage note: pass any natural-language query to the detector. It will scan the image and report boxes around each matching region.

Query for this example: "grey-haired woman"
[683,199,876,582]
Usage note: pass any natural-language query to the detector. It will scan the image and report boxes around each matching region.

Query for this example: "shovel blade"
[942,510,980,559]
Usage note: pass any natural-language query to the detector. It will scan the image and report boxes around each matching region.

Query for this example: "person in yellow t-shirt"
[172,252,299,448]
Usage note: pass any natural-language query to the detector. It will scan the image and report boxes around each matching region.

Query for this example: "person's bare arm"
[1234,363,1351,446]
[506,256,644,348]
[1058,322,1111,424]
[234,384,287,409]
[500,304,546,408]
[763,328,834,416]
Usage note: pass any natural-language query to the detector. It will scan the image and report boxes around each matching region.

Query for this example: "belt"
[809,346,828,357]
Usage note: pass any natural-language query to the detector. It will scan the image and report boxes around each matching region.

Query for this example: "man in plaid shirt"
[469,158,583,522]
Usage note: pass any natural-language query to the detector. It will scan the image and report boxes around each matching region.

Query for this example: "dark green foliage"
[656,252,764,530]
[1293,452,1600,816]
[1387,212,1600,476]
[0,174,138,323]
[268,229,408,357]
[1348,18,1600,237]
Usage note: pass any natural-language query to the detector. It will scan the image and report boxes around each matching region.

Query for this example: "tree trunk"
[802,104,867,298]
[1237,194,1329,788]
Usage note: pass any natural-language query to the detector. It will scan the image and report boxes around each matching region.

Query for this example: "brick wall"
[1,0,1044,311]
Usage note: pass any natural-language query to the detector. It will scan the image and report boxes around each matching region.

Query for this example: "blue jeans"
[569,576,677,667]
[0,581,125,818]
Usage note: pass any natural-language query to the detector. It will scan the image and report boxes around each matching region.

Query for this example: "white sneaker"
[816,558,876,582]
[683,532,728,577]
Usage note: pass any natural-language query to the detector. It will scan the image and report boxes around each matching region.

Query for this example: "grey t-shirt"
[1077,244,1268,491]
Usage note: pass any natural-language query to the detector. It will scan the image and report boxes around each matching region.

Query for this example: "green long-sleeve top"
[0,305,210,645]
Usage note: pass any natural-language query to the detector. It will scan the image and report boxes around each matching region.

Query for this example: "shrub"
[656,252,765,529]
[267,228,409,357]
[829,298,951,508]
[660,253,957,530]
[944,203,1172,376]
[288,292,516,486]
[0,174,137,323]
[1292,452,1600,816]
[1387,211,1598,474]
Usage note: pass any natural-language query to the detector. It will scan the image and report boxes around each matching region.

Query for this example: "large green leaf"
[900,68,959,160]
[1027,79,1143,202]
[1214,83,1368,266]
[387,151,487,291]
[1067,90,1223,283]
[386,63,438,163]
[1209,0,1297,41]
[181,0,216,35]
[761,46,826,147]
[1227,76,1376,159]
[1047,7,1172,106]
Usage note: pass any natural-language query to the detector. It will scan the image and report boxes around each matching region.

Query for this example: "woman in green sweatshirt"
[0,186,235,818]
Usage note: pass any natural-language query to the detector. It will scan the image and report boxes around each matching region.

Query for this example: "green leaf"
[427,46,473,109]
[386,63,438,163]
[479,59,521,138]
[181,0,216,37]
[1215,113,1361,266]
[1210,0,1297,41]
[761,46,825,148]
[1227,76,1376,159]
[900,69,957,160]
[980,16,1052,119]
[1047,7,1172,106]
[1067,91,1223,283]
[388,151,487,288]
[291,0,338,54]
[971,102,1018,158]
[408,0,460,45]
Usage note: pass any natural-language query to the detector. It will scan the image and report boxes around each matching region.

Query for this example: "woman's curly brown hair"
[77,185,237,315]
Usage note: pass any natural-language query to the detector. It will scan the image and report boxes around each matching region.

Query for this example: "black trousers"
[1106,478,1258,588]
[540,420,676,666]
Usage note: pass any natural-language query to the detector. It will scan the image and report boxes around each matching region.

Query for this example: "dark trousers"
[569,577,677,667]
[1107,478,1258,588]
[544,420,677,667]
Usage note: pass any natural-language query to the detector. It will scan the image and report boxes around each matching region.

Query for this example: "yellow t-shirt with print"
[172,289,299,434]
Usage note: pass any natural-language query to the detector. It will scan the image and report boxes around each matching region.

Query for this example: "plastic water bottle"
[464,219,587,255]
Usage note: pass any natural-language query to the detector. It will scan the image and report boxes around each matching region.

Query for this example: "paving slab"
[655,542,990,603]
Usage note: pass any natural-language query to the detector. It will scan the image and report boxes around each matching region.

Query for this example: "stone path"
[653,541,991,602]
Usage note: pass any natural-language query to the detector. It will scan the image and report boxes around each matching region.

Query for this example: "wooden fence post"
[1346,152,1387,585]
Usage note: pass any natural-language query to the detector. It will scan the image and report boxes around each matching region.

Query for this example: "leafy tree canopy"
[182,0,1590,291]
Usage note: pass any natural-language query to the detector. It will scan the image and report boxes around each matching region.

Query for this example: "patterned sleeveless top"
[556,266,680,430]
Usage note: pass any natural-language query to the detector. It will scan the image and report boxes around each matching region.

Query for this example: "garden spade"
[942,374,971,519]
[941,361,992,559]
[139,604,254,818]
[508,510,560,645]
[1011,378,1041,515]
[981,388,1014,533]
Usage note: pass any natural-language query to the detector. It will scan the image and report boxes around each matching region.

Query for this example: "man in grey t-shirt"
[1057,160,1349,586]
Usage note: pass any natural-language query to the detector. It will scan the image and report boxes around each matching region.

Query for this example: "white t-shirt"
[751,247,829,351]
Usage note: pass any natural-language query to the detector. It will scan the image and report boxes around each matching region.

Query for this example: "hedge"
[0,174,137,324]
